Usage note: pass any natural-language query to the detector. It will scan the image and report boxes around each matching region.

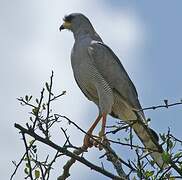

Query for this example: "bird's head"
[59,13,94,34]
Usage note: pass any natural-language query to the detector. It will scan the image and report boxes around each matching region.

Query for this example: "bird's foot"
[83,134,93,149]
[82,130,107,151]
[83,132,98,149]
[92,130,106,150]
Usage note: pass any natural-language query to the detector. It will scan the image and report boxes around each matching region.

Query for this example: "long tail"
[131,116,165,168]
[118,109,166,168]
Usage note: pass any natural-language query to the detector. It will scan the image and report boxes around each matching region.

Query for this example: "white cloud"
[0,1,145,179]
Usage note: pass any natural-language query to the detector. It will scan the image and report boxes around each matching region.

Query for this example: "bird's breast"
[71,46,98,101]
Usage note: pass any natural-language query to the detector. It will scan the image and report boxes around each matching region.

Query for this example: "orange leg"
[99,112,107,137]
[83,114,102,148]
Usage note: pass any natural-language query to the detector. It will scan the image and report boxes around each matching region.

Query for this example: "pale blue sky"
[1,1,182,179]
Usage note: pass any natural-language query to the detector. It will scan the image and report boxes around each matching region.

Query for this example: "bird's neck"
[73,28,102,42]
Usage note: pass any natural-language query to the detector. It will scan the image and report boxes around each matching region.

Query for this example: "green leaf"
[26,163,30,168]
[169,177,175,180]
[145,170,154,178]
[29,139,34,146]
[149,160,155,166]
[174,152,182,159]
[137,171,142,178]
[32,107,38,115]
[35,169,40,178]
[124,137,129,142]
[24,157,28,161]
[179,163,182,170]
[162,151,171,163]
[168,139,173,149]
[24,167,29,175]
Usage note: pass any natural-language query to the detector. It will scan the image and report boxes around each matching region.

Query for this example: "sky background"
[1,0,182,179]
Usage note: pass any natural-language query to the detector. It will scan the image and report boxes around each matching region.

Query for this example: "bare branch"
[10,153,26,180]
[14,123,123,180]
[22,133,33,179]
[139,100,182,112]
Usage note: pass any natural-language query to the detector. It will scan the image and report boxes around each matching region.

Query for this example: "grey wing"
[88,41,142,110]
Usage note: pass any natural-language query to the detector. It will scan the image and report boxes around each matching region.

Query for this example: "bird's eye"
[63,15,74,22]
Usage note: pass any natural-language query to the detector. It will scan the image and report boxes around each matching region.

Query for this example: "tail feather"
[117,108,166,168]
[111,92,166,168]
[132,121,165,168]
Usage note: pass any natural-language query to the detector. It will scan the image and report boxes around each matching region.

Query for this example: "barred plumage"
[60,13,166,168]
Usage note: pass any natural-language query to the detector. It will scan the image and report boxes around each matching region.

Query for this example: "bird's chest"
[71,46,98,99]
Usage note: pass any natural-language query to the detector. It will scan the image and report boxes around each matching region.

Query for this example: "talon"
[82,113,107,150]
[83,133,93,149]
[93,135,102,147]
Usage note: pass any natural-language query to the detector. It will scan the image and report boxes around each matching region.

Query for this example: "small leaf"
[29,139,34,146]
[32,145,36,149]
[35,169,40,178]
[33,148,37,153]
[26,163,30,168]
[24,157,28,161]
[29,117,33,122]
[45,82,50,92]
[169,177,175,180]
[162,151,171,163]
[29,95,32,101]
[32,107,38,115]
[179,163,182,170]
[124,138,129,142]
[174,152,182,159]
[35,98,39,104]
[168,139,173,149]
[149,160,155,166]
[24,167,29,175]
[42,103,46,110]
[25,95,29,102]
[145,170,154,178]
[137,171,142,178]
[32,145,37,153]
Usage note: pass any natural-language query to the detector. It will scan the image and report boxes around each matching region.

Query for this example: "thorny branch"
[12,72,182,180]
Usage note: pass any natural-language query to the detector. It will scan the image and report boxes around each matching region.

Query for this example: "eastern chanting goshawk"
[59,13,165,168]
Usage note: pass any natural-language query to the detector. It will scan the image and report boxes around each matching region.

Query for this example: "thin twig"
[33,88,45,129]
[140,101,182,112]
[10,153,26,180]
[45,71,54,138]
[14,123,123,180]
[22,133,33,179]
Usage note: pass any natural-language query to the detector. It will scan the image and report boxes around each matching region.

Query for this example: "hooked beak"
[59,24,65,31]
[59,21,71,31]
